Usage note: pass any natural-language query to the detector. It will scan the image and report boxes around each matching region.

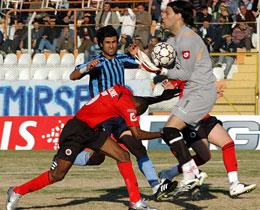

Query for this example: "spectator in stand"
[216,32,237,79]
[20,19,44,52]
[236,4,256,33]
[95,2,120,31]
[225,0,239,21]
[154,24,172,42]
[144,36,159,57]
[56,25,74,53]
[213,14,232,51]
[241,0,253,10]
[63,0,82,23]
[232,21,252,51]
[78,37,93,62]
[60,24,74,39]
[212,1,233,22]
[151,0,162,23]
[88,36,102,60]
[198,20,215,44]
[210,0,221,14]
[78,13,96,43]
[133,35,144,51]
[38,18,61,53]
[0,31,4,52]
[117,34,132,54]
[135,3,152,47]
[116,7,136,38]
[195,5,213,27]
[2,19,27,53]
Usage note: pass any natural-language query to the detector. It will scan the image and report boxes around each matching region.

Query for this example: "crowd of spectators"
[0,0,259,63]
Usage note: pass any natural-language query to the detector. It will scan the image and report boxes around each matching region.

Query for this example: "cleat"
[196,170,208,186]
[50,154,58,170]
[230,182,256,197]
[6,186,22,210]
[191,186,201,201]
[154,179,178,200]
[173,178,200,197]
[158,170,172,183]
[129,199,158,210]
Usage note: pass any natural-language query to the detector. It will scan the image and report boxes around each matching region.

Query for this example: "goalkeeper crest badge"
[182,51,190,59]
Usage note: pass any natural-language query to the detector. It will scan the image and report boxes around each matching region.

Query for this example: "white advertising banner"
[140,115,260,150]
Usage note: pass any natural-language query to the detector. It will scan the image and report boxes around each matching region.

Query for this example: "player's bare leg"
[208,124,256,197]
[162,116,205,198]
[7,159,73,210]
[99,137,158,210]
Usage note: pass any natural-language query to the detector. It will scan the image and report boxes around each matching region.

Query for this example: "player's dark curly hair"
[167,1,195,27]
[96,25,119,49]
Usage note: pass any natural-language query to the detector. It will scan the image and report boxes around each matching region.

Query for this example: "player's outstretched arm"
[131,89,181,116]
[70,59,100,80]
[128,126,161,140]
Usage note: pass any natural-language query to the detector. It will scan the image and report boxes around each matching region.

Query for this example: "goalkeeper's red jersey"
[76,84,139,129]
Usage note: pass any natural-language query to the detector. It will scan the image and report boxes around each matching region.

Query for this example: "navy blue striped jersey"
[76,53,139,98]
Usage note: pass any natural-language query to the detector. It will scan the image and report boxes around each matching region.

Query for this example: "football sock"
[117,161,141,203]
[73,150,90,166]
[14,171,52,195]
[166,154,205,180]
[182,159,199,180]
[137,154,160,190]
[222,141,239,183]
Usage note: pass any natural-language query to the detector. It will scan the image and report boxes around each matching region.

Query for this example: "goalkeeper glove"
[135,50,168,76]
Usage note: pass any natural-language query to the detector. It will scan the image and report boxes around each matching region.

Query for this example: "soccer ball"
[151,42,176,67]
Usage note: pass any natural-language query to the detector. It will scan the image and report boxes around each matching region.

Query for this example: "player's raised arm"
[70,58,100,80]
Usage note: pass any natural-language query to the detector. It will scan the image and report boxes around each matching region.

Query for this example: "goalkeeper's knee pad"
[161,127,183,146]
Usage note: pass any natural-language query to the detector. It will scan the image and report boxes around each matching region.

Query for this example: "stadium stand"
[32,53,46,66]
[3,53,17,65]
[60,53,75,66]
[33,69,48,80]
[18,69,30,80]
[5,69,19,80]
[75,53,84,66]
[46,53,61,66]
[0,0,258,115]
[18,53,31,66]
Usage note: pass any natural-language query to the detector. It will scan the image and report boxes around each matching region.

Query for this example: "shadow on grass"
[16,186,131,209]
[16,184,231,209]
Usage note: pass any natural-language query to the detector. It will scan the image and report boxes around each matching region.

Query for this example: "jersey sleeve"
[167,35,201,81]
[116,94,140,127]
[118,54,139,69]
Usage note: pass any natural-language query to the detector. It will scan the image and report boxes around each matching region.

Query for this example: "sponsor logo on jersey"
[65,149,72,156]
[130,113,137,122]
[182,51,190,59]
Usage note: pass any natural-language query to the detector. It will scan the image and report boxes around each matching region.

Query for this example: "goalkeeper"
[134,1,217,195]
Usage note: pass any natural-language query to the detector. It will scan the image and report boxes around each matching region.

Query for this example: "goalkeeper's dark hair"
[97,25,119,49]
[167,1,195,27]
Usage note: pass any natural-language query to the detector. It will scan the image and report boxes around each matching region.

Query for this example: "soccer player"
[135,1,217,195]
[69,25,175,199]
[158,80,257,197]
[6,84,165,210]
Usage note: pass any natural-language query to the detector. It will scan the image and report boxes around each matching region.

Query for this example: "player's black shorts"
[102,117,129,141]
[57,117,108,162]
[182,116,222,148]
